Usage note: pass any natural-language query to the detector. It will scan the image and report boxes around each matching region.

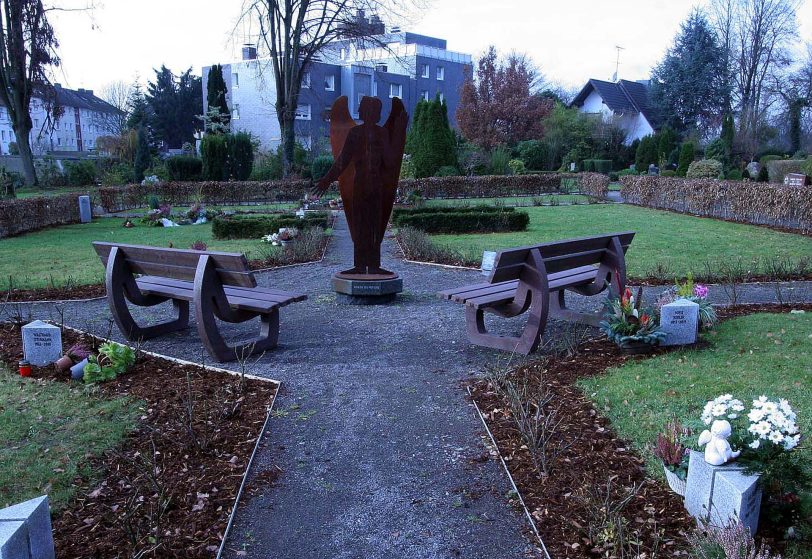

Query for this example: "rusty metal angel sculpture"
[314,95,408,278]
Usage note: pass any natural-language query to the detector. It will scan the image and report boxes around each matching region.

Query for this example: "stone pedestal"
[0,496,55,559]
[684,450,761,534]
[332,274,403,305]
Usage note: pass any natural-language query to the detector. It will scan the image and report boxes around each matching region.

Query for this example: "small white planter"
[663,464,687,496]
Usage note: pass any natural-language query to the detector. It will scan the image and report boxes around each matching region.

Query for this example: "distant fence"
[98,173,610,213]
[620,175,812,233]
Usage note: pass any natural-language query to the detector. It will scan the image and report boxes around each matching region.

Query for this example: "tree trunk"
[278,106,296,178]
[14,125,37,188]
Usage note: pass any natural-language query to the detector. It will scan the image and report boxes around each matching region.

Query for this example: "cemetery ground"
[417,203,812,282]
[0,321,278,557]
[0,215,329,298]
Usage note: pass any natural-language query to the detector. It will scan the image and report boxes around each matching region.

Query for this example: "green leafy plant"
[83,342,135,384]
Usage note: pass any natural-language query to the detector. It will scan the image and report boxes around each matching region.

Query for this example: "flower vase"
[618,339,655,355]
[663,464,686,496]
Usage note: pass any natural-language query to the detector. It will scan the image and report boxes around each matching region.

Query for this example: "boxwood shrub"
[166,156,203,181]
[391,206,514,221]
[393,208,528,234]
[212,212,329,239]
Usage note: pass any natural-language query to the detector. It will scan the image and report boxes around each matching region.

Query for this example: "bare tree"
[709,0,800,156]
[95,79,133,135]
[237,0,419,176]
[0,0,59,189]
[769,44,812,153]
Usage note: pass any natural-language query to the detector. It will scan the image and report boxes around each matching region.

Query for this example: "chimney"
[242,44,257,60]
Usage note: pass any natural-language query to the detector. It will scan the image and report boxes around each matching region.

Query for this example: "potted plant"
[278,227,298,246]
[654,418,692,495]
[600,287,666,353]
[55,343,92,373]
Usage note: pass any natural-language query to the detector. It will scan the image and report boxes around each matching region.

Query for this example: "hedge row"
[212,212,330,239]
[394,209,529,234]
[766,160,805,184]
[99,180,321,213]
[98,173,610,213]
[0,193,83,238]
[399,173,609,199]
[620,175,812,233]
[391,205,514,221]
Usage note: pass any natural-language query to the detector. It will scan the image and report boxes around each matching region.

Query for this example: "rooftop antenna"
[612,45,624,82]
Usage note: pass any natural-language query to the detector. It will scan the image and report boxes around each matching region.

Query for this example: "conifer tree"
[206,64,230,131]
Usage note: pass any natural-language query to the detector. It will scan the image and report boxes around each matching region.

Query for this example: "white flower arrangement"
[261,233,281,246]
[701,394,745,424]
[746,396,800,451]
[141,175,161,187]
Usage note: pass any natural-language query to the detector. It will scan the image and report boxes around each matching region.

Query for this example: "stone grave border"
[467,385,551,559]
[58,323,281,557]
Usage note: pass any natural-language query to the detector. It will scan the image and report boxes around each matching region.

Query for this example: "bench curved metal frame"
[440,232,634,355]
[94,242,306,363]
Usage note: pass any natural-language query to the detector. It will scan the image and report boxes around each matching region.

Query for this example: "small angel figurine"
[698,420,741,466]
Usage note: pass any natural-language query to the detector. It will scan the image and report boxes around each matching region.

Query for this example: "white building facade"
[571,79,656,144]
[0,85,122,155]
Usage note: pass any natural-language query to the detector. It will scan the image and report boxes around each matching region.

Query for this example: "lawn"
[0,218,282,290]
[428,204,812,280]
[0,369,139,510]
[579,312,812,556]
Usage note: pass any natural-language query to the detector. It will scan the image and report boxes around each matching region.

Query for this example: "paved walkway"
[5,214,812,559]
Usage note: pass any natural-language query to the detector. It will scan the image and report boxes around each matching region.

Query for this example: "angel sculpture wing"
[379,97,409,239]
[328,96,358,227]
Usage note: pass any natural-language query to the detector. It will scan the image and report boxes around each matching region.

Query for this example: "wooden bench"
[93,242,307,362]
[438,232,635,354]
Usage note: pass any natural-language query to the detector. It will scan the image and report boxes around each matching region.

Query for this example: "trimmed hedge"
[0,193,83,238]
[391,206,514,221]
[212,212,329,239]
[394,209,529,234]
[620,175,812,233]
[582,159,613,174]
[686,159,723,179]
[98,173,611,213]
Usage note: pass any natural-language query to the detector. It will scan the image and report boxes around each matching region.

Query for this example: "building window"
[1,130,4,140]
[389,83,402,98]
[340,48,346,60]
[57,137,61,145]
[438,92,444,103]
[296,135,312,149]
[421,90,429,101]
[302,72,311,88]
[325,75,335,91]
[436,66,444,81]
[295,104,311,120]
[421,63,429,78]
[233,73,239,89]
[34,118,39,128]
[232,104,240,120]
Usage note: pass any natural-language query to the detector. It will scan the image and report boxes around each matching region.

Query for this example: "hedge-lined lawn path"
[5,213,812,559]
[428,204,812,280]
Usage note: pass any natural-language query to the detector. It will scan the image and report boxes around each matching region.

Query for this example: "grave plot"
[0,321,278,558]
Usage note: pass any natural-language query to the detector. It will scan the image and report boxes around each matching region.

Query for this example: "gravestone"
[21,320,62,367]
[784,173,810,187]
[0,496,55,559]
[481,251,497,276]
[745,161,760,178]
[78,195,92,223]
[684,451,761,534]
[659,299,699,346]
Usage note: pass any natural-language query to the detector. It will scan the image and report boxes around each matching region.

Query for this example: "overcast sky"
[50,0,812,96]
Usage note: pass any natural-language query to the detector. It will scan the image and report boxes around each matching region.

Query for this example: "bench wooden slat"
[465,270,598,309]
[442,265,600,302]
[451,281,519,303]
[135,281,281,313]
[93,242,256,288]
[137,276,306,304]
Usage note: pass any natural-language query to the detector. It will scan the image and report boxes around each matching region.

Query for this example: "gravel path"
[4,214,812,559]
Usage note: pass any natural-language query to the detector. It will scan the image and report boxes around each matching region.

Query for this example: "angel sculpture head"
[314,96,408,277]
[698,420,741,466]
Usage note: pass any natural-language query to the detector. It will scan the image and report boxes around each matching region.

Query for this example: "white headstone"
[660,299,699,346]
[21,321,62,367]
[684,451,762,534]
[481,251,497,275]
[0,496,55,559]
[78,195,92,223]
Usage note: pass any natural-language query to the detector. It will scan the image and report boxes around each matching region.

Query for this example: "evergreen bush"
[64,160,96,186]
[686,159,723,179]
[166,156,202,181]
[212,212,329,239]
[201,134,228,180]
[393,209,529,234]
[676,142,695,177]
[311,155,334,181]
[228,132,254,180]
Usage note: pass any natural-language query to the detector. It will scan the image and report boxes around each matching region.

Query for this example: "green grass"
[423,195,590,207]
[0,218,283,290]
[115,202,297,216]
[14,186,96,199]
[428,204,812,279]
[0,370,140,510]
[578,312,812,556]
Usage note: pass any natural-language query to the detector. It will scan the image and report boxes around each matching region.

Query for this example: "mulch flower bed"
[468,303,812,558]
[0,322,277,558]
